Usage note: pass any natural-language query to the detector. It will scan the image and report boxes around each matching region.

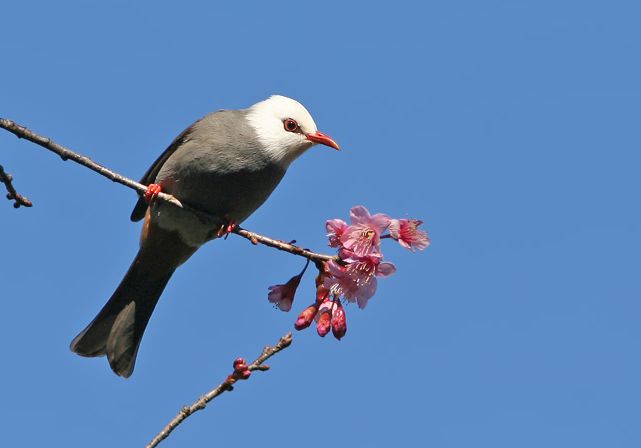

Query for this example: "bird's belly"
[151,166,285,247]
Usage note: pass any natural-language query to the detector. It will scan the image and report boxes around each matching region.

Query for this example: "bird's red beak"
[306,131,340,150]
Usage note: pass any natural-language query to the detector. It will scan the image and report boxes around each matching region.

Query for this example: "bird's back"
[155,109,286,222]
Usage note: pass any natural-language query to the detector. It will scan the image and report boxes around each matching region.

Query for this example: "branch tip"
[146,332,293,448]
[0,164,33,208]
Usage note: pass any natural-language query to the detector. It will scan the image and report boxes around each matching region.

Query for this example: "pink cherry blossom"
[292,206,428,338]
[324,255,396,309]
[267,273,302,312]
[326,219,348,248]
[389,218,430,251]
[340,205,391,256]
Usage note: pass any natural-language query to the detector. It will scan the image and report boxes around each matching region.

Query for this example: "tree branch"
[0,118,336,263]
[0,118,214,221]
[0,164,32,208]
[234,227,337,263]
[146,332,293,448]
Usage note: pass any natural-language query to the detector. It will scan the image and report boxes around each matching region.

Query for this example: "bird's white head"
[246,95,339,167]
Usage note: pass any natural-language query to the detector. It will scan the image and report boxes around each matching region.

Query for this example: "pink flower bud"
[316,283,331,304]
[315,267,327,288]
[295,304,318,330]
[331,303,347,340]
[315,266,333,304]
[239,369,251,380]
[316,310,331,337]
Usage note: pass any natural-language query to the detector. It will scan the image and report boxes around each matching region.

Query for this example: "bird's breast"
[151,160,286,247]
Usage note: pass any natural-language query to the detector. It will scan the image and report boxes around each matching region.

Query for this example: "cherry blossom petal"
[354,276,377,309]
[326,218,348,248]
[369,213,392,234]
[376,262,396,278]
[267,274,302,312]
[389,219,430,251]
[349,205,372,224]
[388,219,401,239]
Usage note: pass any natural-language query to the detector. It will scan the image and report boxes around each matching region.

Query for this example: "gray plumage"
[131,110,285,226]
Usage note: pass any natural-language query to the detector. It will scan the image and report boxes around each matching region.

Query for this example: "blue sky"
[1,1,640,447]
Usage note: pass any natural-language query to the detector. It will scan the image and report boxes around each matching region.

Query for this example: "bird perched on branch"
[70,95,339,377]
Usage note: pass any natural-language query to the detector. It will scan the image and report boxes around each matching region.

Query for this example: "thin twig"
[234,227,337,263]
[146,333,293,448]
[0,164,32,208]
[0,118,211,219]
[0,118,336,263]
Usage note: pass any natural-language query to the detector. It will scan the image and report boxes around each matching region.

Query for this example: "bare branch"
[0,118,336,263]
[0,118,210,219]
[234,226,337,263]
[146,332,293,448]
[0,164,32,208]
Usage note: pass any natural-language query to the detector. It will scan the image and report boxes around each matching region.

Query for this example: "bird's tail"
[70,222,196,378]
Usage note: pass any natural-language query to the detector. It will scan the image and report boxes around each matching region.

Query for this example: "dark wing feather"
[130,122,197,222]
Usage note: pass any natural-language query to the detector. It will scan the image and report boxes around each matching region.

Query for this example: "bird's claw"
[216,220,237,239]
[144,183,162,203]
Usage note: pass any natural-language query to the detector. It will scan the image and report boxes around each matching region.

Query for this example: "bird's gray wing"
[130,120,201,222]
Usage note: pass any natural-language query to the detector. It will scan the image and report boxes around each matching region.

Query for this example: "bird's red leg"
[216,217,237,239]
[144,183,162,203]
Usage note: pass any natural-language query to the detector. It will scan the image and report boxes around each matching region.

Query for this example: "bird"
[70,95,339,377]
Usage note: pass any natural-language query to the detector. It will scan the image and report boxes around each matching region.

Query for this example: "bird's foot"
[144,183,162,203]
[216,220,237,239]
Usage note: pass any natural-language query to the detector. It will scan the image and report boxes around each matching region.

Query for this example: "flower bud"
[294,304,318,330]
[331,303,347,340]
[315,268,332,304]
[233,358,246,369]
[316,283,331,304]
[315,267,326,288]
[316,310,331,337]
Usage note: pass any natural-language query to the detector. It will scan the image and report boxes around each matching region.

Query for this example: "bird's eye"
[283,118,299,133]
